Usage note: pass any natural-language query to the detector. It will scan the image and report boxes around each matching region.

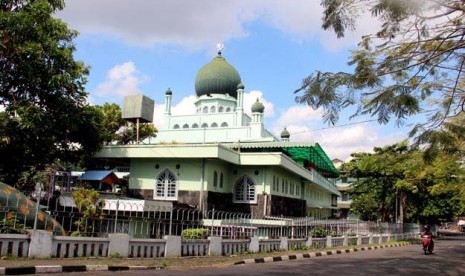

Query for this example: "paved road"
[42,236,465,276]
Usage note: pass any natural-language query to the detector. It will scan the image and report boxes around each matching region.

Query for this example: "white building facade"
[96,50,340,218]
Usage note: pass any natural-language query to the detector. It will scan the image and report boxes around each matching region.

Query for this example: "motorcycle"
[421,234,434,255]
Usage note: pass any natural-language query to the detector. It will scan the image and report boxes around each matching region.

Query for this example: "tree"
[295,0,465,151]
[343,141,465,223]
[92,103,157,145]
[0,0,103,186]
[93,103,124,145]
[71,187,105,236]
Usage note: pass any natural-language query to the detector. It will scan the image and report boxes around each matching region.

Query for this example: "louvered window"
[155,169,177,200]
[233,175,256,203]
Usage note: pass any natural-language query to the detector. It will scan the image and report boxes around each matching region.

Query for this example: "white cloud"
[153,95,197,129]
[57,0,379,51]
[274,106,323,129]
[96,62,149,98]
[270,105,407,160]
[172,95,198,115]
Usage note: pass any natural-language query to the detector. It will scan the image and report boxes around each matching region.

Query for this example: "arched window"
[154,169,177,200]
[182,124,189,129]
[218,106,224,113]
[226,107,231,112]
[201,123,208,128]
[192,123,199,128]
[233,175,256,203]
[213,171,218,187]
[221,122,228,127]
[210,106,216,113]
[173,124,180,129]
[203,106,208,113]
[211,122,218,128]
[220,172,224,188]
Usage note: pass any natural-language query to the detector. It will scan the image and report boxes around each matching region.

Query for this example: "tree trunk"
[399,192,406,224]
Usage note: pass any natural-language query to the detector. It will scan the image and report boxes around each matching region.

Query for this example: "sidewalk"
[0,241,414,275]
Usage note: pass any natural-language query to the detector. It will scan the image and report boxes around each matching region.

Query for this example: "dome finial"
[216,42,224,56]
[251,98,265,113]
[281,127,290,140]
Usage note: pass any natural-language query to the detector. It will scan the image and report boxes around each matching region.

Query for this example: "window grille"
[154,169,177,200]
[233,175,256,203]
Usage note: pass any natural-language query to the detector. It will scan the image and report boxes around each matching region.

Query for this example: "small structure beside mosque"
[96,47,340,219]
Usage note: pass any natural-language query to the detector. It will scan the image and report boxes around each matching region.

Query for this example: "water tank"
[122,94,154,123]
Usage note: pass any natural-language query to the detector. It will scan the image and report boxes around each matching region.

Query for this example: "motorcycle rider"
[422,225,434,249]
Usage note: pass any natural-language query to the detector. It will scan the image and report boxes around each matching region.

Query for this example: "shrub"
[309,226,330,238]
[181,228,208,240]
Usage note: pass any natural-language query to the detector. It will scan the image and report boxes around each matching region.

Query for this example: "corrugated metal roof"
[225,141,339,177]
[79,170,115,181]
[225,141,316,149]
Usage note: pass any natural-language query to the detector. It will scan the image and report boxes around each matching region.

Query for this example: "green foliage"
[345,141,465,223]
[291,244,307,251]
[296,0,465,154]
[71,188,105,235]
[181,228,208,240]
[0,0,104,186]
[92,103,157,145]
[351,192,380,221]
[309,226,330,238]
[0,214,29,234]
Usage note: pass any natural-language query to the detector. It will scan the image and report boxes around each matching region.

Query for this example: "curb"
[0,242,415,274]
[0,265,164,275]
[234,242,412,265]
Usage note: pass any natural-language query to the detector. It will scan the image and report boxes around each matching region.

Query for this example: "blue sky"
[55,0,412,160]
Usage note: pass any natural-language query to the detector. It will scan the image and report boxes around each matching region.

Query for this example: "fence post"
[280,236,288,251]
[169,208,173,236]
[113,199,119,233]
[306,236,312,249]
[249,236,259,253]
[326,236,332,248]
[208,236,222,256]
[164,235,181,257]
[343,235,348,247]
[357,235,362,246]
[368,233,373,244]
[27,230,53,258]
[108,233,129,257]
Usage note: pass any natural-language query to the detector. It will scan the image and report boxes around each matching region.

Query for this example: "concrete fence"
[0,230,419,259]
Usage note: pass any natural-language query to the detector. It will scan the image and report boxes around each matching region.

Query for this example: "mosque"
[96,49,340,218]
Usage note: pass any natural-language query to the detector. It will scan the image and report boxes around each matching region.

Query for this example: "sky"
[55,0,413,161]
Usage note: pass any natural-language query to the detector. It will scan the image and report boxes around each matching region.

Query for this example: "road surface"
[39,236,465,276]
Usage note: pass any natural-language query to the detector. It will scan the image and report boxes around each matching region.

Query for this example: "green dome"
[195,53,241,98]
[251,98,265,113]
[281,128,290,139]
[165,88,172,95]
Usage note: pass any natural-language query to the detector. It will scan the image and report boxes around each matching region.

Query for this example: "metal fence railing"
[0,191,420,240]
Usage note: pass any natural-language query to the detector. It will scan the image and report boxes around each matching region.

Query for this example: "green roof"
[225,142,339,178]
[195,53,241,98]
[283,144,339,178]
